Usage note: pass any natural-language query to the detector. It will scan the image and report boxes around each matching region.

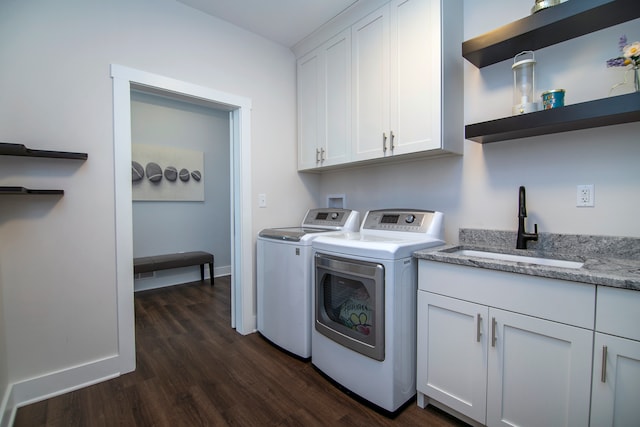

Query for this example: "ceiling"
[177,0,359,47]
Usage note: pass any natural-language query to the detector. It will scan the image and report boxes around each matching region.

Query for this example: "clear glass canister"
[512,51,538,115]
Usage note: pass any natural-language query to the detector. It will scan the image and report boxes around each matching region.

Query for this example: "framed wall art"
[132,144,204,201]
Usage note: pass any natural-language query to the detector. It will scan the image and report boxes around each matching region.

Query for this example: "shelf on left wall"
[0,142,88,160]
[0,186,64,195]
[0,142,87,196]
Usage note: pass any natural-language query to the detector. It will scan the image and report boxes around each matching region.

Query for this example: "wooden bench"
[134,251,214,285]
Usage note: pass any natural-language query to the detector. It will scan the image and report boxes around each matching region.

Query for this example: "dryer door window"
[315,253,384,361]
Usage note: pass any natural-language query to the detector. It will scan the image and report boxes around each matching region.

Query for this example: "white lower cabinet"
[417,292,488,424]
[417,260,595,427]
[486,308,592,427]
[590,334,640,427]
[590,287,640,427]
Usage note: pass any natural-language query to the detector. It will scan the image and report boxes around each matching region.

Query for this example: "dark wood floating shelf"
[0,186,64,195]
[465,92,640,143]
[463,0,640,68]
[0,142,87,160]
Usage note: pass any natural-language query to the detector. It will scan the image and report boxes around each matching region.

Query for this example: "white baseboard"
[213,265,231,278]
[0,384,15,427]
[134,264,231,292]
[0,354,124,427]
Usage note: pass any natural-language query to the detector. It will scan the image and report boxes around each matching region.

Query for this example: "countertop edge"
[414,244,640,292]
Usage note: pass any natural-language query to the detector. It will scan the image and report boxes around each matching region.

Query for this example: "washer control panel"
[302,208,360,230]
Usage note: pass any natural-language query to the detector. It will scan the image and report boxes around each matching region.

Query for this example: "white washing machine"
[257,208,360,359]
[311,209,445,414]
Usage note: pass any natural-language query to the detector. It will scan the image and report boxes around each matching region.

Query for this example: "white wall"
[318,0,640,243]
[0,0,317,414]
[131,91,231,291]
[0,0,637,420]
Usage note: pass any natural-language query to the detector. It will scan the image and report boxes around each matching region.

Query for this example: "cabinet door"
[351,4,389,162]
[389,0,440,156]
[322,29,351,167]
[417,292,488,424]
[591,333,640,427]
[297,49,322,170]
[487,308,593,427]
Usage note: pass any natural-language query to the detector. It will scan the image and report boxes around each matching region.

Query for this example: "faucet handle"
[534,224,538,234]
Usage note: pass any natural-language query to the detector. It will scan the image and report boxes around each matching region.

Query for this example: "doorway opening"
[130,90,230,291]
[111,65,254,375]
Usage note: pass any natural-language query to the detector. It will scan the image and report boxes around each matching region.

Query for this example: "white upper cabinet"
[389,0,445,156]
[354,0,455,162]
[351,5,389,161]
[297,29,351,170]
[296,0,462,172]
[323,31,352,167]
[297,50,322,171]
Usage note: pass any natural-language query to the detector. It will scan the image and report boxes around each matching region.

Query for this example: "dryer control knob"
[331,212,339,220]
[405,214,415,224]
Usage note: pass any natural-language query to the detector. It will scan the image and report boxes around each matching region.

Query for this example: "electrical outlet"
[258,193,267,208]
[576,185,594,207]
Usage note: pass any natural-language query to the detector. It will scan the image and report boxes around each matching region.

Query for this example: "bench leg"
[200,264,205,281]
[209,262,214,286]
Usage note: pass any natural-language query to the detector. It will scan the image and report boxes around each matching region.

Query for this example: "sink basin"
[452,249,584,269]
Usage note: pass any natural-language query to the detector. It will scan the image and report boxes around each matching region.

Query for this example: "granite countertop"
[413,229,640,291]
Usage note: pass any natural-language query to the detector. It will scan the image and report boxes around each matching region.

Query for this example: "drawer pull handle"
[476,313,482,343]
[491,317,497,347]
[383,132,388,152]
[601,345,608,383]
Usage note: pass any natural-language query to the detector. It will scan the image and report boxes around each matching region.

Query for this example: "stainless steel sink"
[452,249,584,269]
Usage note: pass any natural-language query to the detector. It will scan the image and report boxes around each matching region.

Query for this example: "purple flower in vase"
[607,34,640,68]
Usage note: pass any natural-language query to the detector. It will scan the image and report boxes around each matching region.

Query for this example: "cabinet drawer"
[419,260,595,329]
[596,286,640,341]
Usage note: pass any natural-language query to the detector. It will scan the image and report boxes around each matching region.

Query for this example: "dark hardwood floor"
[14,277,467,426]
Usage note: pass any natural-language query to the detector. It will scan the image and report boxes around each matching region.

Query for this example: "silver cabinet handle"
[382,132,388,152]
[390,131,395,150]
[476,313,482,343]
[491,317,497,347]
[320,148,325,161]
[316,148,320,163]
[601,345,608,383]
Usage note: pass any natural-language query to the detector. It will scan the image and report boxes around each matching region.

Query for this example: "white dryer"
[311,209,445,414]
[257,208,360,359]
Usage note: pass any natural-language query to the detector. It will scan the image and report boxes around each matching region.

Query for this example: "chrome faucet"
[517,186,538,249]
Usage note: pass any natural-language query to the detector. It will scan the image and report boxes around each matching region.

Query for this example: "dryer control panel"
[362,209,437,233]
